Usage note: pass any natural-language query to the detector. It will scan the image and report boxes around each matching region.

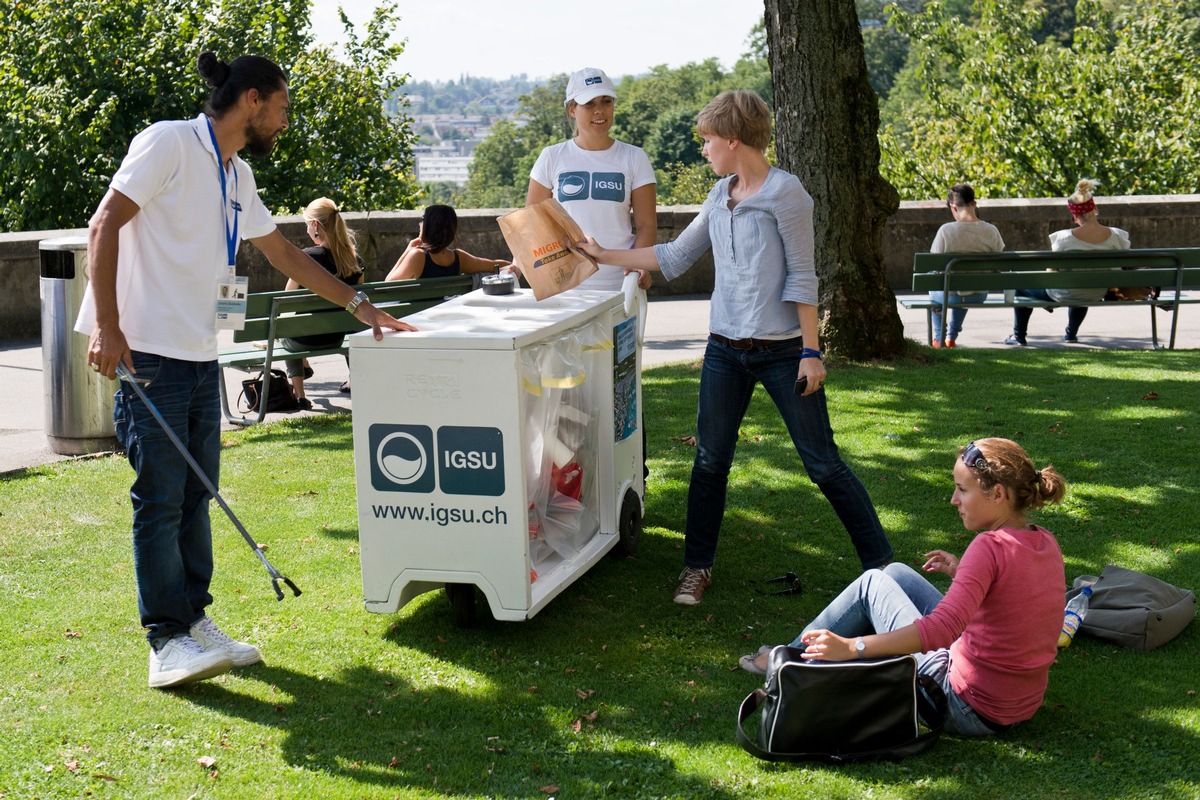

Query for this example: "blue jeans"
[791,563,998,736]
[114,352,221,645]
[682,337,893,571]
[928,291,987,342]
[1013,289,1088,338]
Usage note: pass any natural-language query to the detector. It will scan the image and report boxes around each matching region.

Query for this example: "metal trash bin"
[40,235,117,455]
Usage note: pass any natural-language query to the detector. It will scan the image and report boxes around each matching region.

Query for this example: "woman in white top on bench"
[1005,178,1131,346]
[928,183,1005,348]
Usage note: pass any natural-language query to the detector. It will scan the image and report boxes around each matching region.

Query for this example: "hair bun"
[196,51,230,88]
[1074,178,1099,200]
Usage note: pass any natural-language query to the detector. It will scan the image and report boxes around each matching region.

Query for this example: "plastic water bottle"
[1058,585,1093,648]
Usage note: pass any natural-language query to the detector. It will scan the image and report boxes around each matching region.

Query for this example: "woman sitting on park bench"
[281,197,365,403]
[927,183,1005,348]
[1005,178,1130,346]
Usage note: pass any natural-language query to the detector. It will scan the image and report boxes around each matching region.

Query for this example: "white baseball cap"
[565,67,616,107]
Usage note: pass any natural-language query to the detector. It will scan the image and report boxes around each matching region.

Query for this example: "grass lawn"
[1,347,1198,799]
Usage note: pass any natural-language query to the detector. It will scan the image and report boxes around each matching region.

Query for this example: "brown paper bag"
[497,198,598,300]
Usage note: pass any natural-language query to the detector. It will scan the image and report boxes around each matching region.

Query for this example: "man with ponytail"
[76,52,415,689]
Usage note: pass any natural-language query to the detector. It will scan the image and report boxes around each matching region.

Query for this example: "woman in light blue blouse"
[580,90,893,607]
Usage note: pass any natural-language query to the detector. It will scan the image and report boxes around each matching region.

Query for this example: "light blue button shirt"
[654,167,818,340]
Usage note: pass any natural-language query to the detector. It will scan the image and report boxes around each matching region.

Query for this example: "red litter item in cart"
[552,462,582,500]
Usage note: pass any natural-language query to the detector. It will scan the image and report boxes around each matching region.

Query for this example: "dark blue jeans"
[683,337,893,570]
[1013,289,1088,338]
[114,352,220,645]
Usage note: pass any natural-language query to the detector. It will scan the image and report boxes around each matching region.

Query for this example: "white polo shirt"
[76,114,276,361]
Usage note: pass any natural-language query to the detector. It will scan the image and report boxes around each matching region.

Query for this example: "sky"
[309,0,765,83]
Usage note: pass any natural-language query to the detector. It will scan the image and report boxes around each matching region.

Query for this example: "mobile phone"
[793,376,808,395]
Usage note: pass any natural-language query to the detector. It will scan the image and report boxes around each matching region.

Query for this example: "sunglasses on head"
[962,441,987,470]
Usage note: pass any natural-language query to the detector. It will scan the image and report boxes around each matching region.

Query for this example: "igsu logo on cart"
[369,423,505,496]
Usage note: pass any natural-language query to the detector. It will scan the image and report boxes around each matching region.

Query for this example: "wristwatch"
[345,290,369,314]
[854,637,866,659]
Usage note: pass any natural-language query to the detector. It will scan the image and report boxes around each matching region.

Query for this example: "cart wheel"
[445,583,480,628]
[610,488,643,559]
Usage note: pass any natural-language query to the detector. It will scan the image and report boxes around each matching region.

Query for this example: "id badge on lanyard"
[216,272,248,330]
[208,117,248,331]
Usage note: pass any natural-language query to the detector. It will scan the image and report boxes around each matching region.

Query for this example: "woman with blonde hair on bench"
[1005,178,1130,346]
[282,197,365,404]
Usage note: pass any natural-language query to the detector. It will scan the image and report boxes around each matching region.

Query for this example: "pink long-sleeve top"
[914,526,1065,725]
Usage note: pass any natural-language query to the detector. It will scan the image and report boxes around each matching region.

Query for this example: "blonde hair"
[1068,178,1100,219]
[1070,178,1099,203]
[959,438,1067,511]
[304,197,362,281]
[695,90,772,152]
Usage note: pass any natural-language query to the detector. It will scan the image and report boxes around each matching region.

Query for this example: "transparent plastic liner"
[523,326,602,579]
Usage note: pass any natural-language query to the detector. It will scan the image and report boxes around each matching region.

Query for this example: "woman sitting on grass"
[740,437,1067,736]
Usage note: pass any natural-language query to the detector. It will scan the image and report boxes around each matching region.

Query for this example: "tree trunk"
[765,0,906,359]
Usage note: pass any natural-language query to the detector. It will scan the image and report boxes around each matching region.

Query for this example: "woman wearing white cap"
[527,67,657,291]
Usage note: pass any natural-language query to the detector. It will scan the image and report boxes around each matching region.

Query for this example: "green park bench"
[217,275,473,425]
[901,248,1200,349]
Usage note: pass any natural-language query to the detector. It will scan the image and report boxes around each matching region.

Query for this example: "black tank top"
[420,250,461,279]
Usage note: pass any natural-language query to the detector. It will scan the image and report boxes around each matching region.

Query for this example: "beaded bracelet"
[800,347,823,360]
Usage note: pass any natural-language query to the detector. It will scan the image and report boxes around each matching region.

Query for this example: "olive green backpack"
[1066,565,1196,650]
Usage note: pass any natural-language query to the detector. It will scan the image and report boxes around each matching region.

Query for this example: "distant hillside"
[398,75,547,118]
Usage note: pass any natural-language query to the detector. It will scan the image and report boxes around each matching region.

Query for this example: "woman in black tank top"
[386,204,511,281]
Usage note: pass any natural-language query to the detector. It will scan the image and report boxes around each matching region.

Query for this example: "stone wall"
[3,195,1198,339]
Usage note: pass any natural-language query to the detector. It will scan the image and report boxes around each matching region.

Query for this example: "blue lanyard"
[205,116,239,268]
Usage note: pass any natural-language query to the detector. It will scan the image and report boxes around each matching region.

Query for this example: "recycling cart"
[350,285,644,626]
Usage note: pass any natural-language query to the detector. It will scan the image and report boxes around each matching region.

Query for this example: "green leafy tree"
[612,60,725,148]
[644,107,705,168]
[460,79,570,208]
[0,0,417,232]
[460,119,539,208]
[881,0,1200,200]
[247,2,420,214]
[660,162,720,206]
[0,0,206,232]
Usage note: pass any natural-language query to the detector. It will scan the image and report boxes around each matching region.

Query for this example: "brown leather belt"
[709,332,803,351]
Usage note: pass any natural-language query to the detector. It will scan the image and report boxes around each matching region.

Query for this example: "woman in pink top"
[740,437,1067,736]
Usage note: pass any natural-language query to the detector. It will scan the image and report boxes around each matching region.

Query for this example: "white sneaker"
[149,635,234,689]
[190,616,263,667]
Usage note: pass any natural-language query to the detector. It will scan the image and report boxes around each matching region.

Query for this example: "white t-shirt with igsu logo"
[530,138,656,291]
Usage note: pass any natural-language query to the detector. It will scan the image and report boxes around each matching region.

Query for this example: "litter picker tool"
[116,363,302,601]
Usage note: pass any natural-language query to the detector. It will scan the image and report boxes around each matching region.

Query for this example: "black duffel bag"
[737,648,945,763]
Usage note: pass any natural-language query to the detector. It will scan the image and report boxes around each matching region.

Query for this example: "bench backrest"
[233,275,474,343]
[911,248,1200,294]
